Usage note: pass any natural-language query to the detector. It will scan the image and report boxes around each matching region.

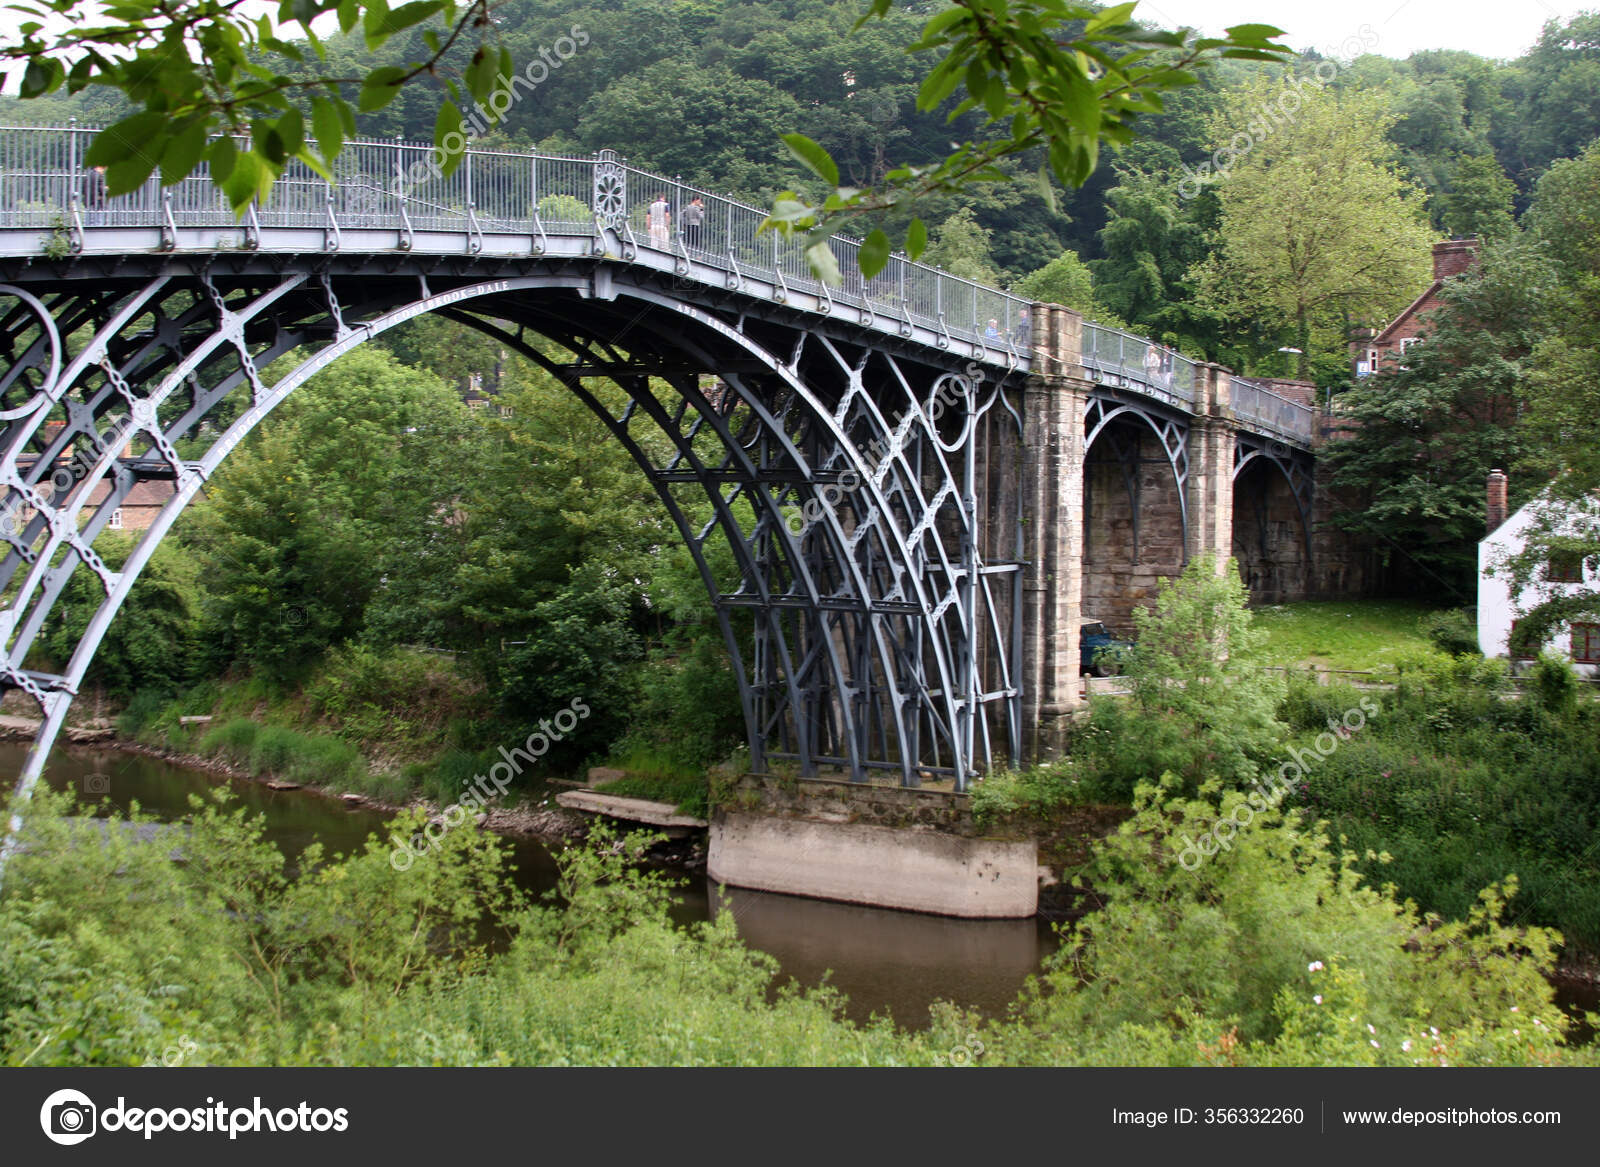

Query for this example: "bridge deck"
[0,124,1314,446]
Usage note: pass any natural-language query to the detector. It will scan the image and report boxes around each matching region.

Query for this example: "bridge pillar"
[1019,304,1091,758]
[1187,362,1236,570]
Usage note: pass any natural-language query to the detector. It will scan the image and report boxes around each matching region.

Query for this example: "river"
[17,744,1053,1030]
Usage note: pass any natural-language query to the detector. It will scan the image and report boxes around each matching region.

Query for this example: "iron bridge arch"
[0,257,1029,829]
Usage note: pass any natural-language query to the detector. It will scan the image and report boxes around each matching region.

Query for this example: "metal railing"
[0,123,1031,357]
[1081,322,1198,404]
[1230,376,1316,443]
[0,123,1320,441]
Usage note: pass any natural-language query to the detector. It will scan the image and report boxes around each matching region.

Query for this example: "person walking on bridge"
[647,193,671,248]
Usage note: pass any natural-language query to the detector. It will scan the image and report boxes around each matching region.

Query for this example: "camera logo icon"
[40,1088,97,1146]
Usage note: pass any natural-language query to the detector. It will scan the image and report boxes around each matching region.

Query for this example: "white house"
[1478,470,1600,674]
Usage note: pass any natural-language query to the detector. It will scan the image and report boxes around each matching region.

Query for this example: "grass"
[1251,599,1442,674]
[593,773,710,819]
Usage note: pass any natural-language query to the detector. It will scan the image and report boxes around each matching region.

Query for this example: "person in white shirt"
[647,195,670,247]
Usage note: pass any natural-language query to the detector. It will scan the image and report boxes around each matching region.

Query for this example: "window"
[108,508,123,530]
[1548,553,1584,583]
[1572,623,1600,665]
[466,399,483,411]
[499,404,513,418]
[1399,337,1422,351]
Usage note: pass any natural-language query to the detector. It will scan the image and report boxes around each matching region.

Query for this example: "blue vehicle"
[1080,620,1132,677]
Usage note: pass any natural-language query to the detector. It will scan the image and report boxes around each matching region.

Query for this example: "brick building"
[1350,237,1480,379]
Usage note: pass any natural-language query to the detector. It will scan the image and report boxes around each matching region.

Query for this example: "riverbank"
[2,710,596,849]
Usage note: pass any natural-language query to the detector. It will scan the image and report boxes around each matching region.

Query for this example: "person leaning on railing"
[680,196,705,250]
[81,165,108,226]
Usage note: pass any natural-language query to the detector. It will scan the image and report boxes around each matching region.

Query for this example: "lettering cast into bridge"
[0,128,1320,861]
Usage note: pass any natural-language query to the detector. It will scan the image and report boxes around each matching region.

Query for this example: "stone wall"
[1082,422,1187,634]
[708,809,1039,918]
[708,774,1039,918]
[718,773,979,834]
[1233,459,1311,603]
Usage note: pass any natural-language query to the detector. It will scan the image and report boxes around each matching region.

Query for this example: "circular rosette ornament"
[0,285,63,422]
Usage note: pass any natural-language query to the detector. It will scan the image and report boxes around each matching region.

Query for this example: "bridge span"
[0,125,1325,823]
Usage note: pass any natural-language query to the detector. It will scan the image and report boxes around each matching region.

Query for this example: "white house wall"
[1479,495,1599,674]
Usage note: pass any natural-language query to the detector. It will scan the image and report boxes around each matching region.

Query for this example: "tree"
[2,0,1290,274]
[1189,79,1435,378]
[182,347,472,679]
[1078,555,1286,799]
[40,533,205,697]
[1440,152,1517,241]
[765,3,1289,278]
[2,0,514,212]
[1324,239,1546,598]
[919,207,1002,285]
[1012,247,1120,324]
[1493,141,1600,646]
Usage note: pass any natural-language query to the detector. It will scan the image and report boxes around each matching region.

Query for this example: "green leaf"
[337,0,359,33]
[433,102,465,179]
[362,0,391,49]
[1222,23,1287,43]
[780,134,839,187]
[381,0,445,38]
[917,58,964,111]
[20,57,60,99]
[159,121,208,186]
[221,150,270,216]
[85,112,169,167]
[859,229,890,279]
[209,135,238,184]
[105,145,164,198]
[275,107,304,158]
[358,66,407,112]
[805,239,842,286]
[311,96,344,161]
[906,217,927,261]
[1084,2,1138,34]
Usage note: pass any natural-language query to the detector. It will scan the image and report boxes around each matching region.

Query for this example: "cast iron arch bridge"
[0,126,1316,830]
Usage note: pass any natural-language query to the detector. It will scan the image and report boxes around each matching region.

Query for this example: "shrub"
[1529,651,1580,714]
[306,644,485,748]
[1093,555,1286,796]
[198,718,260,763]
[1418,607,1480,655]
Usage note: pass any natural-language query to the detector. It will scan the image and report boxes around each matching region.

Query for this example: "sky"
[1135,0,1589,60]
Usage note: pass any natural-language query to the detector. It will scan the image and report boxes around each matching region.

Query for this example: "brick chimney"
[1433,237,1480,282]
[1486,469,1508,533]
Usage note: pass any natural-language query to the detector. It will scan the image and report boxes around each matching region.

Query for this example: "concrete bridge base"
[706,776,1038,918]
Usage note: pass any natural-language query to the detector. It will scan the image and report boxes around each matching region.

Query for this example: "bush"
[1418,608,1480,655]
[1529,651,1580,714]
[969,760,1088,824]
[306,644,486,749]
[117,689,171,738]
[613,637,745,775]
[1092,555,1286,797]
[1277,674,1373,734]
